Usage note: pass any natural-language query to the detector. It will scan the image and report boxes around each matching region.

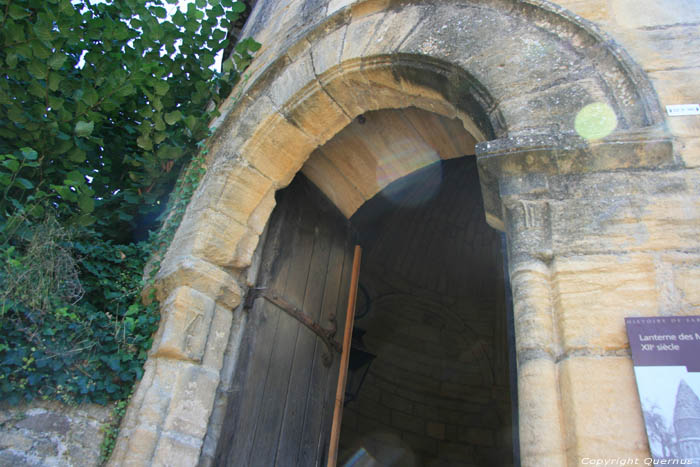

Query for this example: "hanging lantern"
[344,329,376,406]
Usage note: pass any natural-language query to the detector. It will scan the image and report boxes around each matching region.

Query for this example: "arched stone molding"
[110,1,675,466]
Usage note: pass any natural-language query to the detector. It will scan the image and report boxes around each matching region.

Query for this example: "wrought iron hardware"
[244,288,341,367]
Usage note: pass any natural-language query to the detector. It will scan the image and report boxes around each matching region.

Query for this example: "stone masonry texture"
[3,0,695,466]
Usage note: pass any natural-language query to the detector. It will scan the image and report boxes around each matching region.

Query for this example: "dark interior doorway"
[338,157,515,467]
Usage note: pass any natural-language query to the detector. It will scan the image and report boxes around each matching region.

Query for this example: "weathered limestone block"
[500,79,612,136]
[241,0,306,62]
[151,434,202,467]
[677,137,700,168]
[559,356,650,464]
[151,286,233,371]
[111,358,223,466]
[398,77,468,130]
[550,195,700,254]
[189,163,272,228]
[517,358,567,467]
[409,109,479,157]
[167,207,248,268]
[477,131,676,231]
[247,188,276,235]
[240,112,318,186]
[649,68,700,158]
[610,0,700,29]
[349,0,393,18]
[554,0,612,24]
[545,170,697,256]
[317,65,366,119]
[161,365,221,440]
[361,6,423,57]
[0,400,113,467]
[231,230,262,270]
[108,356,156,464]
[266,52,316,110]
[152,286,217,364]
[615,26,700,74]
[284,84,351,145]
[339,10,384,63]
[232,188,277,269]
[309,24,345,76]
[198,309,248,466]
[329,64,399,115]
[208,94,279,161]
[119,427,160,465]
[675,267,700,309]
[362,63,419,112]
[394,3,618,133]
[110,359,182,465]
[397,2,509,71]
[154,255,242,309]
[177,299,232,374]
[664,253,700,311]
[552,254,659,352]
[327,0,353,16]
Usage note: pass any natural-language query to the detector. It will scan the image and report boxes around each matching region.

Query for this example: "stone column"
[503,193,567,466]
[477,129,679,466]
[108,161,277,466]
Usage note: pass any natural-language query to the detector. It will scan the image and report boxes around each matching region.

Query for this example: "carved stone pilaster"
[475,127,675,232]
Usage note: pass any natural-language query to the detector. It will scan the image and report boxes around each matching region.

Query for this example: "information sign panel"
[626,316,700,465]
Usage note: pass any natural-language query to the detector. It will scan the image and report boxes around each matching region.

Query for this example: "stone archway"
[109,1,674,466]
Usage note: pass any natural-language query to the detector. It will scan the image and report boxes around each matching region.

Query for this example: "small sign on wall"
[666,104,700,116]
[626,316,700,465]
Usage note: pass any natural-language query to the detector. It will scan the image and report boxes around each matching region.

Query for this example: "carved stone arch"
[109,1,676,466]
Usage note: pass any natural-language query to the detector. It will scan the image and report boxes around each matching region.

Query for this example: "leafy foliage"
[99,397,130,464]
[0,0,258,405]
[0,0,259,240]
[1,229,158,404]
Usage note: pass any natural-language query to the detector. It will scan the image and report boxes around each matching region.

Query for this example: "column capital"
[475,126,674,230]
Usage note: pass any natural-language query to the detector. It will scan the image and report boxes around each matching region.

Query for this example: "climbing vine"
[0,0,259,406]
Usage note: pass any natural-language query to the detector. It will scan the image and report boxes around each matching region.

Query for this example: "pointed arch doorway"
[209,107,517,466]
[109,2,672,465]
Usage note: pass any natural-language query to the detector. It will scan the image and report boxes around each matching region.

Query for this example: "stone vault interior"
[297,108,514,466]
[336,157,514,467]
[301,107,478,219]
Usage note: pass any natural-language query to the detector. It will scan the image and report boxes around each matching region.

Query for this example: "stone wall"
[552,0,700,168]
[234,0,699,166]
[494,165,700,465]
[108,0,700,465]
[338,293,513,467]
[0,400,114,467]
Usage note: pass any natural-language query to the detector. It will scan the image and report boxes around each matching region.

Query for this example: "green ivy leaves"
[1,235,160,405]
[0,0,258,410]
[74,121,95,138]
[0,0,259,242]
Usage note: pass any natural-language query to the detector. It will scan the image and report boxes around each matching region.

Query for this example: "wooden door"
[214,175,356,467]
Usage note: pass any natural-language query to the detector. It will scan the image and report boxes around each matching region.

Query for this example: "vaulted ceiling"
[301,107,478,218]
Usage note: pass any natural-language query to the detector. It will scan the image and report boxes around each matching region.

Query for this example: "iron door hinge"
[244,287,341,367]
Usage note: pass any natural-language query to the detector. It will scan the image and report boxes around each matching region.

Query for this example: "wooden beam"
[327,245,362,467]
